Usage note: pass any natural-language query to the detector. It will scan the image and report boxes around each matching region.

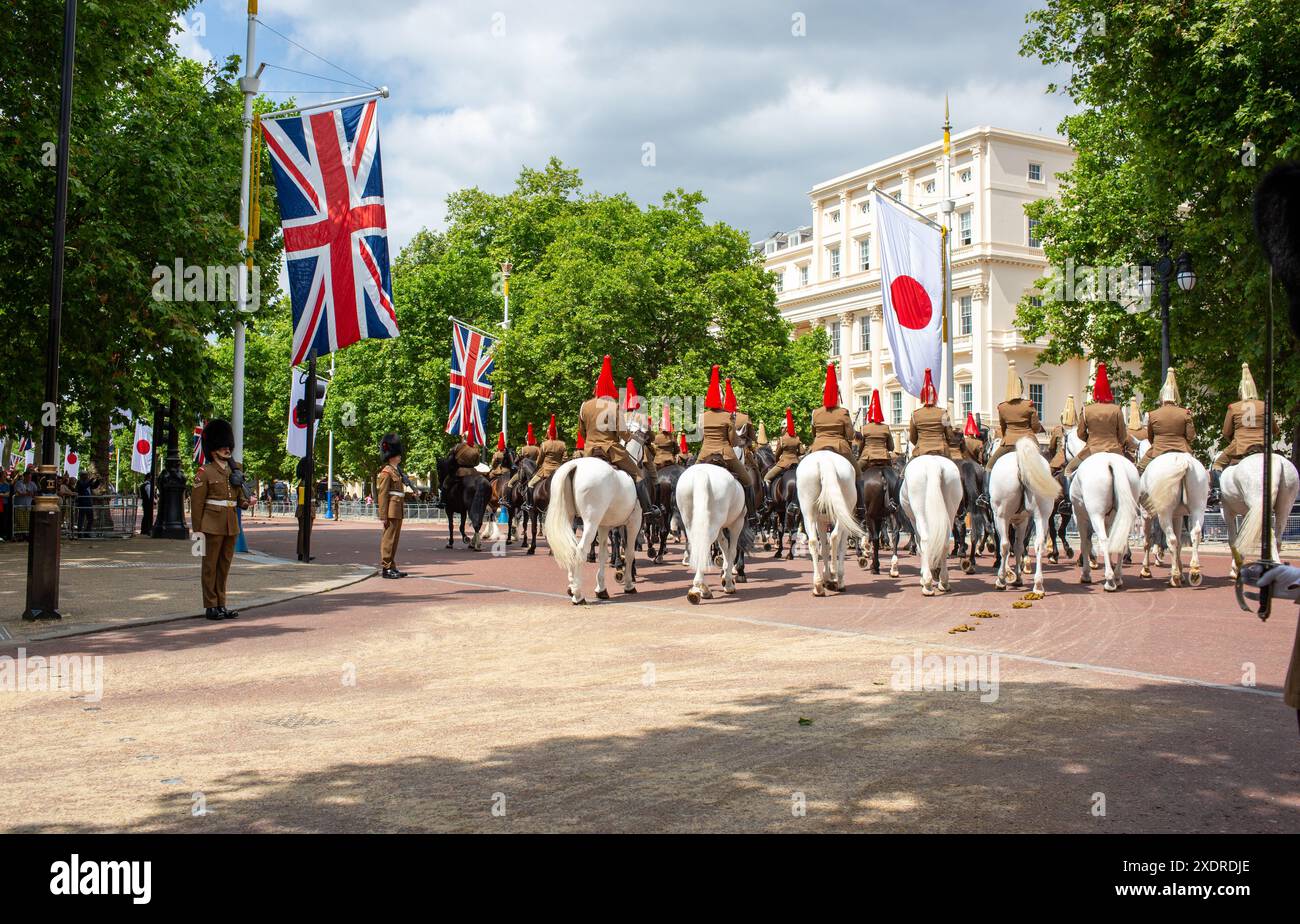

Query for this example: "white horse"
[1221,453,1300,576]
[545,457,642,604]
[1070,453,1140,591]
[1138,452,1209,587]
[795,451,866,596]
[899,454,963,596]
[989,437,1062,594]
[675,463,746,604]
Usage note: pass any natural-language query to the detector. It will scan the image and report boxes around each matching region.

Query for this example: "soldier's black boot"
[1208,468,1222,506]
[636,479,654,518]
[744,483,757,526]
[523,484,535,513]
[204,607,222,621]
[220,606,239,619]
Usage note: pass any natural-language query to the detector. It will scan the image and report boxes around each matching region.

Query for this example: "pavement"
[0,515,1297,833]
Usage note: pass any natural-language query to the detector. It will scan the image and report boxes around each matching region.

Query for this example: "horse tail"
[918,460,951,574]
[545,461,581,569]
[1144,453,1190,514]
[1107,456,1138,557]
[1233,456,1282,558]
[686,469,715,575]
[815,454,866,540]
[1015,437,1061,502]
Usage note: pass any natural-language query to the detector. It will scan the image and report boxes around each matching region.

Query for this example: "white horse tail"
[1233,456,1282,558]
[1107,457,1138,557]
[686,470,715,576]
[1015,437,1061,501]
[816,454,866,540]
[1145,453,1190,513]
[545,461,581,570]
[916,461,951,575]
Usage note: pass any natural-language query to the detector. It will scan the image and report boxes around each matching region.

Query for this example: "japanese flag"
[874,190,944,398]
[131,420,153,474]
[286,367,327,458]
[63,449,80,479]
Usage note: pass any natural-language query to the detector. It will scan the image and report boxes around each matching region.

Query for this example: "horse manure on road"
[970,610,1000,619]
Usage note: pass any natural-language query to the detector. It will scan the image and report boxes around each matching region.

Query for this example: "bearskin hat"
[1254,162,1300,338]
[202,418,235,458]
[379,433,403,461]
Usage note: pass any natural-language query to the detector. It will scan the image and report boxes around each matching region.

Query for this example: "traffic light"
[295,379,327,426]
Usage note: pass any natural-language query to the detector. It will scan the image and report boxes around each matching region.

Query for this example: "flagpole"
[941,96,955,409]
[325,354,335,519]
[500,261,512,444]
[232,0,260,554]
[260,88,389,121]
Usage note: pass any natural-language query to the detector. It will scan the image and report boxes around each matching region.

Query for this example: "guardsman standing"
[377,434,407,579]
[961,413,985,464]
[697,365,756,517]
[908,368,954,458]
[1063,362,1128,476]
[190,419,248,620]
[985,360,1044,468]
[1210,362,1279,502]
[1047,395,1076,474]
[527,415,567,507]
[857,389,894,468]
[578,355,654,516]
[764,407,805,483]
[809,363,858,469]
[1137,369,1195,474]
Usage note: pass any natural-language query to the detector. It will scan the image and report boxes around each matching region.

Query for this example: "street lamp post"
[1140,234,1196,383]
[23,0,78,622]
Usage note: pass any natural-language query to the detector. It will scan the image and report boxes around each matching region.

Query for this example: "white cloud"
[171,13,214,68]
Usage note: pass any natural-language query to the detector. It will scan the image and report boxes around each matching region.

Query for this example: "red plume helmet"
[526,422,536,445]
[679,432,689,454]
[785,407,796,437]
[964,412,979,438]
[546,415,557,441]
[822,363,838,408]
[497,431,506,452]
[919,368,938,407]
[705,365,724,410]
[1092,362,1113,403]
[594,354,617,399]
[575,429,585,450]
[465,427,476,447]
[723,378,738,413]
[660,403,673,432]
[625,377,640,412]
[867,389,884,424]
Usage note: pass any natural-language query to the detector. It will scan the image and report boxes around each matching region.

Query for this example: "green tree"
[1017,0,1300,456]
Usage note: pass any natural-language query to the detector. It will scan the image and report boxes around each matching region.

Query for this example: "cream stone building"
[758,126,1091,450]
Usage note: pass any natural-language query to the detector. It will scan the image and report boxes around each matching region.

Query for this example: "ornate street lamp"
[1139,234,1195,383]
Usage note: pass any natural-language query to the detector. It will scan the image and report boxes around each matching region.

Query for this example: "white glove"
[1243,563,1300,601]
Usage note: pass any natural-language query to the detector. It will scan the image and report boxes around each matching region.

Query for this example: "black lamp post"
[1139,234,1196,383]
[22,0,78,621]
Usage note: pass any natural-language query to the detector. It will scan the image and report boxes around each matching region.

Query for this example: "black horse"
[648,460,686,564]
[856,464,898,574]
[437,452,489,550]
[954,459,993,573]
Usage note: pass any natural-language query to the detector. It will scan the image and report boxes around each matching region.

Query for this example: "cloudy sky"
[180,0,1073,250]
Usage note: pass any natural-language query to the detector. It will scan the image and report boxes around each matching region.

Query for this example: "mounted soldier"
[809,363,858,470]
[985,359,1043,469]
[505,423,541,497]
[1047,395,1076,475]
[908,368,953,458]
[1137,369,1195,474]
[487,432,511,480]
[651,404,678,469]
[675,432,692,466]
[578,354,655,517]
[1209,362,1279,504]
[696,365,756,520]
[960,412,984,464]
[944,402,967,463]
[857,389,894,469]
[1063,362,1128,476]
[764,407,805,484]
[440,429,482,503]
[623,377,657,484]
[1125,397,1146,462]
[527,414,567,508]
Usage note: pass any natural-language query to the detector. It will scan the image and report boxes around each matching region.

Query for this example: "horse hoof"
[1048,553,1059,564]
[624,586,637,594]
[614,569,624,583]
[889,568,899,578]
[961,561,973,574]
[1032,584,1045,595]
[1103,581,1117,592]
[871,566,880,575]
[1188,569,1202,587]
[446,542,455,549]
[858,556,868,569]
[786,553,794,561]
[1169,575,1181,588]
[596,589,610,600]
[687,589,702,605]
[813,583,826,597]
[825,579,839,592]
[703,586,714,599]
[712,556,723,568]
[736,572,748,584]
[572,595,587,606]
[1080,574,1092,584]
[763,542,772,551]
[526,548,535,556]
[921,585,935,597]
[723,584,737,595]
[1088,557,1100,570]
[995,579,1006,590]
[1140,566,1152,578]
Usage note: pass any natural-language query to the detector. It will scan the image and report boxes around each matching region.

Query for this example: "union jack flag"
[445,321,495,446]
[261,99,398,366]
[192,421,206,466]
[17,432,34,453]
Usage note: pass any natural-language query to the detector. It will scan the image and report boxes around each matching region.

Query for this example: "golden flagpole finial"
[942,95,951,155]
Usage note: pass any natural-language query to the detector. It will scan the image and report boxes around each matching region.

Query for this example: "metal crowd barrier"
[1062,511,1300,545]
[8,495,140,541]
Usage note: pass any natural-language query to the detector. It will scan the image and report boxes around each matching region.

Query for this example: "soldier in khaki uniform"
[764,408,805,483]
[1046,395,1077,474]
[189,419,248,620]
[943,403,967,462]
[1137,369,1195,474]
[505,423,541,496]
[650,405,678,467]
[1125,397,1147,461]
[624,377,657,483]
[440,431,482,503]
[857,390,894,468]
[578,355,654,516]
[809,363,858,469]
[909,368,954,458]
[376,433,407,578]
[696,366,756,517]
[986,360,1044,468]
[527,415,568,505]
[675,432,691,466]
[1063,362,1128,475]
[1210,363,1279,501]
[961,413,985,464]
[488,432,511,479]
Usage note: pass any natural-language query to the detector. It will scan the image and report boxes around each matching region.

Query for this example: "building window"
[799,265,809,287]
[1029,383,1044,419]
[829,246,840,278]
[830,210,840,224]
[959,210,972,246]
[858,237,870,271]
[890,390,903,425]
[860,200,870,214]
[773,271,783,293]
[1029,295,1043,308]
[959,168,971,183]
[958,295,972,336]
[1028,218,1042,247]
[829,320,841,354]
[960,383,973,419]
[859,393,871,415]
[859,316,871,352]
[923,179,935,194]
[1028,162,1043,182]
